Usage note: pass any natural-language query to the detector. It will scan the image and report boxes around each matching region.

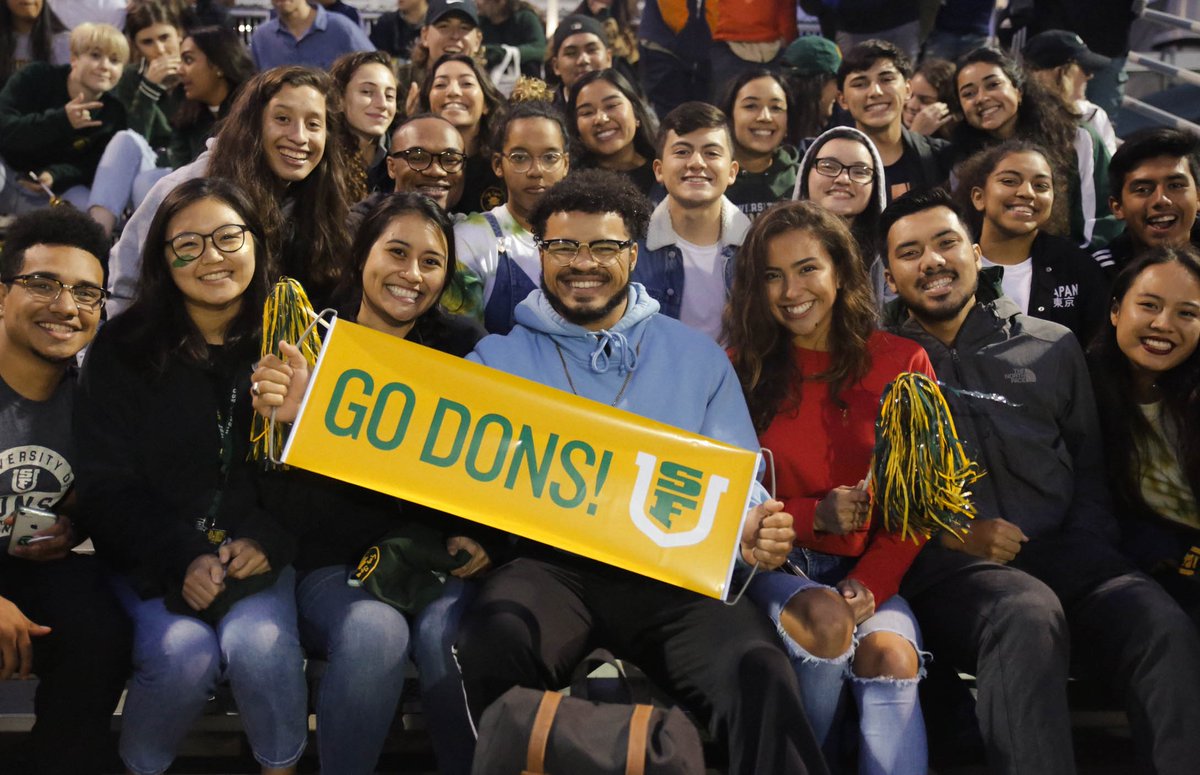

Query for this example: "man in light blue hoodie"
[455,169,829,775]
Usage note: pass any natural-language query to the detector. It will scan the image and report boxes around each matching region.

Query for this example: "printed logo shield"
[628,452,729,548]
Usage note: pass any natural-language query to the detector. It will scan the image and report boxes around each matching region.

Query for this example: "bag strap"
[523,691,562,775]
[625,704,653,775]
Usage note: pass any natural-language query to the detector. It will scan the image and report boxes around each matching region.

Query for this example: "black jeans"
[903,536,1200,775]
[457,554,829,775]
[0,553,130,775]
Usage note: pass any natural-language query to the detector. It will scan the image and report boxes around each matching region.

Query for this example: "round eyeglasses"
[2,274,108,310]
[813,157,875,184]
[165,224,250,266]
[536,238,633,267]
[388,147,466,174]
[500,151,565,173]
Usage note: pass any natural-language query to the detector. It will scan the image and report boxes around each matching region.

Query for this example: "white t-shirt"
[453,204,540,307]
[981,255,1034,315]
[675,236,726,342]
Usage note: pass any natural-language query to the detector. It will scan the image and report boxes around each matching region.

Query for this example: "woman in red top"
[727,200,930,774]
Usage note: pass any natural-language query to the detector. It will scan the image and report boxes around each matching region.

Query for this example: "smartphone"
[7,505,57,554]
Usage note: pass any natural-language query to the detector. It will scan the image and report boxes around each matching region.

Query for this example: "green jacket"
[111,63,186,167]
[0,62,126,192]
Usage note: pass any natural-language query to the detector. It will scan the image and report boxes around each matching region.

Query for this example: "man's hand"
[814,481,870,535]
[65,93,104,130]
[0,596,51,680]
[7,515,75,562]
[447,536,491,579]
[251,340,310,423]
[942,518,1029,563]
[182,554,225,611]
[219,538,270,580]
[741,500,795,569]
[836,578,876,625]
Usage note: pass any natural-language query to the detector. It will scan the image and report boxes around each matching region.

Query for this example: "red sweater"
[757,332,935,605]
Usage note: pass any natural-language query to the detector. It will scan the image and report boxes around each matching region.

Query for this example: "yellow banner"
[281,319,761,599]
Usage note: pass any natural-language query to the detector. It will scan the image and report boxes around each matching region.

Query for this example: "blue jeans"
[749,550,928,775]
[0,157,90,214]
[87,129,171,219]
[297,567,479,775]
[113,567,307,775]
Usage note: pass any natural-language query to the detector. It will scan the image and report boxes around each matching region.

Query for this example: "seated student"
[545,14,615,109]
[331,50,398,201]
[726,200,930,775]
[370,0,427,61]
[1022,29,1117,156]
[952,47,1119,249]
[1088,247,1200,626]
[383,113,466,212]
[1094,126,1200,277]
[1,0,70,90]
[632,101,746,342]
[568,0,640,95]
[108,66,354,316]
[454,99,570,334]
[88,23,255,237]
[879,188,1200,775]
[251,193,493,775]
[477,0,546,80]
[0,21,128,215]
[955,139,1110,345]
[778,35,842,145]
[74,177,308,775]
[251,0,374,72]
[454,169,828,775]
[567,68,658,194]
[903,58,958,142]
[419,52,507,214]
[835,39,952,205]
[0,207,130,775]
[396,0,484,118]
[719,69,799,219]
[792,126,888,301]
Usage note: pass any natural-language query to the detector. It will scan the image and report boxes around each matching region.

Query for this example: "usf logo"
[628,452,729,548]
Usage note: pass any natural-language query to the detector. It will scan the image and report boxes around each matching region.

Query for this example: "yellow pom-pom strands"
[250,277,322,466]
[867,372,984,543]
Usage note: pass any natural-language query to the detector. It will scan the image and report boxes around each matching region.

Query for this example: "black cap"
[551,14,608,57]
[1023,30,1111,74]
[425,0,479,28]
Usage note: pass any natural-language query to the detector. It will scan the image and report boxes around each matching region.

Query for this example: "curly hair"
[952,139,1070,238]
[528,168,651,241]
[1087,246,1200,525]
[726,201,877,431]
[0,207,108,278]
[206,66,353,306]
[331,50,398,202]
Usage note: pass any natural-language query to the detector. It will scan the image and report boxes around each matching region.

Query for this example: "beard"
[541,274,630,327]
[907,273,979,323]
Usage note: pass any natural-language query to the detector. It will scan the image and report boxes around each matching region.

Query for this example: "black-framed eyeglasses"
[165,224,250,265]
[500,151,565,173]
[813,157,875,184]
[536,238,633,267]
[388,147,466,173]
[2,274,108,311]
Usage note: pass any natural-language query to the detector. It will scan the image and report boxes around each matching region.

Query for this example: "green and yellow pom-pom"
[868,372,984,543]
[250,277,321,465]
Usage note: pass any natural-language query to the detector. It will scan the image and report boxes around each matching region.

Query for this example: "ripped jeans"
[748,550,928,775]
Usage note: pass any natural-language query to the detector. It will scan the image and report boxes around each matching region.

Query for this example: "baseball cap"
[551,14,608,57]
[426,0,479,27]
[781,36,842,77]
[1023,30,1111,74]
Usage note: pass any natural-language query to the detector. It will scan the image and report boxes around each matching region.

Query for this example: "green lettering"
[465,413,513,482]
[420,398,471,467]
[550,440,594,509]
[504,427,559,497]
[366,382,416,451]
[324,369,373,438]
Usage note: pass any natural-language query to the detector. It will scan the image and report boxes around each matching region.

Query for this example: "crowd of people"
[2,2,1200,775]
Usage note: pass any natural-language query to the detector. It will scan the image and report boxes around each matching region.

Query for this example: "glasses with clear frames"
[536,238,633,267]
[3,274,108,310]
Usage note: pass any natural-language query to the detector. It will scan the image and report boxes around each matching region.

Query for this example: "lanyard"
[198,380,241,542]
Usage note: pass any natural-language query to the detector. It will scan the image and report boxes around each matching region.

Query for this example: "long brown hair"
[726,201,877,432]
[207,66,352,305]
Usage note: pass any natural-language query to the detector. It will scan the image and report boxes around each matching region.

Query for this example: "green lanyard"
[198,381,240,545]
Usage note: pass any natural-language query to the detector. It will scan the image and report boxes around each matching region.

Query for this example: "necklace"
[554,341,640,406]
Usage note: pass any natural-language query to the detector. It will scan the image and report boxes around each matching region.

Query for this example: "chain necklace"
[553,341,640,406]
